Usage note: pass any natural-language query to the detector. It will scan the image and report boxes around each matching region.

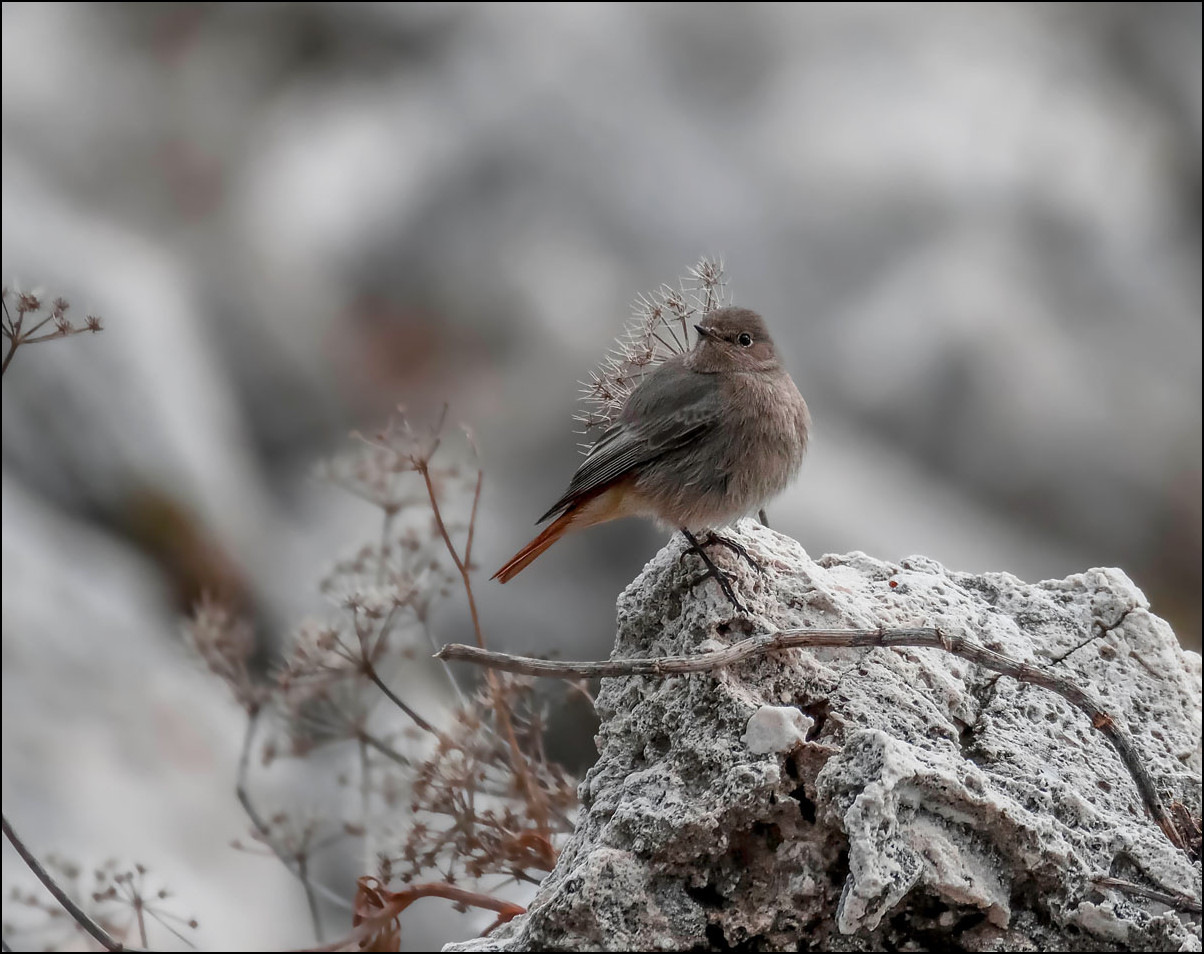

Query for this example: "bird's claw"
[679,529,752,614]
[697,532,766,575]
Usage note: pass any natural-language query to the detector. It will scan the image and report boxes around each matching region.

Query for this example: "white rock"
[742,706,814,756]
[447,520,1202,952]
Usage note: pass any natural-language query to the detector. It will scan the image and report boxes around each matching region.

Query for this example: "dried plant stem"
[414,455,553,857]
[1,298,29,375]
[1092,876,1202,913]
[436,625,1187,854]
[465,469,483,570]
[2,814,127,952]
[345,603,437,736]
[364,665,436,734]
[301,881,524,953]
[415,457,553,841]
[416,459,486,652]
[375,507,397,587]
[296,855,323,944]
[420,612,470,709]
[133,897,147,949]
[235,712,351,916]
[354,727,413,768]
[357,735,373,883]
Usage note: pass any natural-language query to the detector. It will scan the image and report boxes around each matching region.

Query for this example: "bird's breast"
[639,369,808,529]
[721,370,808,506]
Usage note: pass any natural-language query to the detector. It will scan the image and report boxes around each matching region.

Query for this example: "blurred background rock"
[2,3,1199,950]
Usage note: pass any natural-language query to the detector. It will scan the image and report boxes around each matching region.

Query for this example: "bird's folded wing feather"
[538,366,721,522]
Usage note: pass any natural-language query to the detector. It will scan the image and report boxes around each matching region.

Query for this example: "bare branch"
[464,467,484,568]
[436,625,1188,854]
[235,712,352,915]
[353,727,414,768]
[364,664,436,734]
[298,878,524,953]
[2,814,128,952]
[1092,876,1202,913]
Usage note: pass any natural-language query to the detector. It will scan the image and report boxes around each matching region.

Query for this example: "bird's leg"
[697,531,766,575]
[679,528,748,614]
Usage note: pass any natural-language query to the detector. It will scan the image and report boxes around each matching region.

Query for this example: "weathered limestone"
[449,520,1201,952]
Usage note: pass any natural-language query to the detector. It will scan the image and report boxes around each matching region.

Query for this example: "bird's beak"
[694,324,718,342]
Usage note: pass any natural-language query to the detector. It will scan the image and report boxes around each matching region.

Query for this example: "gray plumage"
[539,306,810,530]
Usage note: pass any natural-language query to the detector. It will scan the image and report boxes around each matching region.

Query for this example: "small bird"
[492,306,810,611]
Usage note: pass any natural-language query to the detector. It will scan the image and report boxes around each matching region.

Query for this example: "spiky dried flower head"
[316,408,471,515]
[274,618,365,709]
[16,292,41,316]
[2,285,105,374]
[3,857,197,950]
[574,257,729,448]
[185,596,264,714]
[91,861,199,945]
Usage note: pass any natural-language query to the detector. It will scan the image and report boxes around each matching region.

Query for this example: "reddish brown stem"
[300,880,524,952]
[415,456,552,838]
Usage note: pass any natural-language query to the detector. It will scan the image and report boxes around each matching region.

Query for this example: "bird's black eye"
[737,332,753,347]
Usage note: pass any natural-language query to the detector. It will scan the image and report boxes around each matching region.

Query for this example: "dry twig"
[234,712,352,921]
[299,876,524,952]
[436,625,1189,854]
[2,814,128,952]
[1092,876,1202,914]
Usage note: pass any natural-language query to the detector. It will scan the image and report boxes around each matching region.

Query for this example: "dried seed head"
[574,257,728,449]
[184,596,263,713]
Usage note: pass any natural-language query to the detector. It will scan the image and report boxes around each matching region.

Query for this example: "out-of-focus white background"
[2,3,1199,951]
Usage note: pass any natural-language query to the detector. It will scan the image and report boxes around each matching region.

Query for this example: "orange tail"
[492,509,578,583]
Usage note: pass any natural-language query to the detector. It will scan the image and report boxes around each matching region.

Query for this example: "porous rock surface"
[449,520,1202,951]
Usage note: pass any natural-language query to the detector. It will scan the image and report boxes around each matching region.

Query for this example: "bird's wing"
[538,364,720,522]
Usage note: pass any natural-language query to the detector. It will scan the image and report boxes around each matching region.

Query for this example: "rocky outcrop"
[449,520,1202,951]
